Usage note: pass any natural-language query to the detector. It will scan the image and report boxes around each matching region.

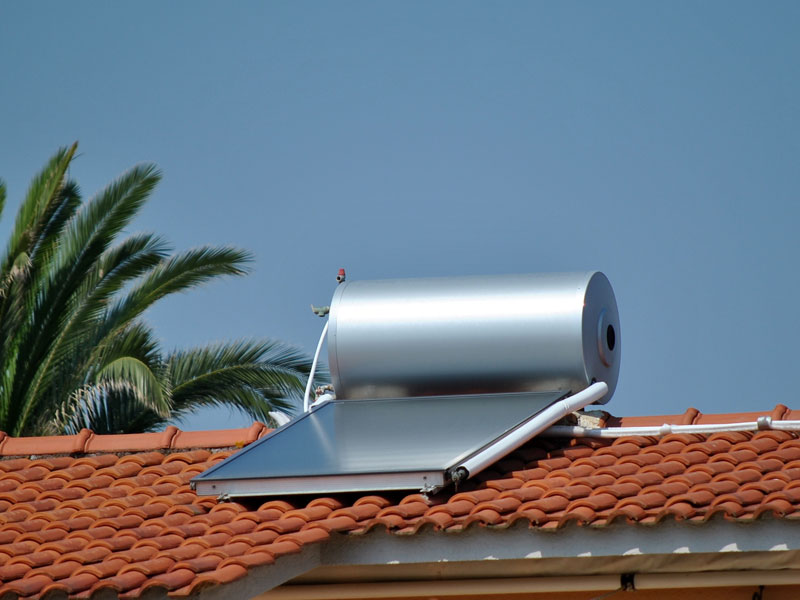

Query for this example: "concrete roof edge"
[313,518,800,576]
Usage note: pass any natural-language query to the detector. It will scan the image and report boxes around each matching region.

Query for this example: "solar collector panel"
[192,390,566,497]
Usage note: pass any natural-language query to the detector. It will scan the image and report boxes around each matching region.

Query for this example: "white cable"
[455,382,609,478]
[303,320,329,412]
[542,417,800,438]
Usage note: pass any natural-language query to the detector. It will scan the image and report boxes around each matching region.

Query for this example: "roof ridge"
[3,405,797,458]
[611,405,800,428]
[0,422,272,457]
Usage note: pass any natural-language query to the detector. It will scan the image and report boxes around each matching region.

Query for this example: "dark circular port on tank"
[606,324,616,351]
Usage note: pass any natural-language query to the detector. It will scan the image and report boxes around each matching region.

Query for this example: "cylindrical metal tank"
[327,272,620,403]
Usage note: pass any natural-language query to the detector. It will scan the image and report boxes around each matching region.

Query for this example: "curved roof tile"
[2,409,800,598]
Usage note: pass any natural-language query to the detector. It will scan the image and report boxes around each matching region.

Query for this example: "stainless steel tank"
[327,272,620,403]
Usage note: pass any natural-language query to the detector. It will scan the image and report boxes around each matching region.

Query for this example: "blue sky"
[1,2,798,429]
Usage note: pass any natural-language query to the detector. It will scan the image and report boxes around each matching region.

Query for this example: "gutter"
[258,570,800,599]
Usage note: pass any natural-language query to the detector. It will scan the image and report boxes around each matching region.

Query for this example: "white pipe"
[542,416,800,438]
[455,381,608,479]
[303,320,329,412]
[268,410,291,427]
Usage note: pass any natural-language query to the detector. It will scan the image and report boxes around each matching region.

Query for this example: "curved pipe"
[303,321,329,412]
[453,381,609,480]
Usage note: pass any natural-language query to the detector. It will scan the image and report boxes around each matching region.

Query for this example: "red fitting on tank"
[336,268,346,284]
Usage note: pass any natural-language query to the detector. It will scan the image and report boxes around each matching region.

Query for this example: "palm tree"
[0,143,314,436]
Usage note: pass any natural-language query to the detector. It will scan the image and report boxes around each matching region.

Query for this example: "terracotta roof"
[1,405,800,599]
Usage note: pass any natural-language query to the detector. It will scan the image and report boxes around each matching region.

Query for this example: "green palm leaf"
[96,357,168,415]
[0,144,312,436]
[167,339,313,425]
[0,180,6,222]
[1,143,77,280]
[104,245,252,334]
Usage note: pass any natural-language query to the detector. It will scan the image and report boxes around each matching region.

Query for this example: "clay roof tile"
[7,549,59,568]
[153,543,205,562]
[0,563,31,581]
[3,414,800,599]
[140,567,196,592]
[173,555,223,574]
[98,570,149,592]
[171,563,247,597]
[4,573,54,596]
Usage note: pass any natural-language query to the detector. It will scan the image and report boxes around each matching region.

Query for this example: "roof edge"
[0,422,273,456]
[307,517,800,580]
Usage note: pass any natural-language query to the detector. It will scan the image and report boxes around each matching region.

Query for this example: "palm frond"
[167,339,313,426]
[51,321,167,434]
[46,234,170,369]
[1,143,77,278]
[171,387,293,429]
[54,163,161,276]
[58,385,169,435]
[10,164,161,434]
[0,149,81,424]
[95,357,169,416]
[104,246,252,332]
[0,146,313,437]
[30,179,82,283]
[0,180,6,226]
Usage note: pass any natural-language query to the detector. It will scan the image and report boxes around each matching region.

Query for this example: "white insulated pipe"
[454,381,609,478]
[303,321,329,413]
[542,416,800,438]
